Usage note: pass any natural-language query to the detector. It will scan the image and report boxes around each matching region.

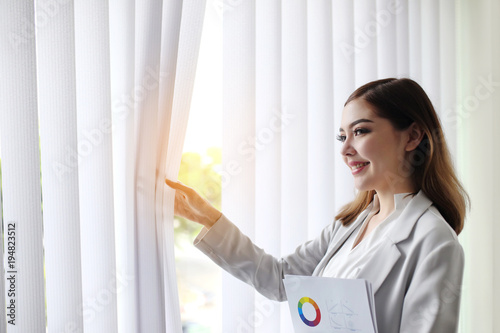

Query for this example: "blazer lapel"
[386,191,432,244]
[313,208,370,276]
[356,191,433,294]
[356,241,401,294]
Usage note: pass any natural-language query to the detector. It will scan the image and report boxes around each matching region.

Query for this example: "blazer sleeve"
[194,214,335,301]
[400,239,464,333]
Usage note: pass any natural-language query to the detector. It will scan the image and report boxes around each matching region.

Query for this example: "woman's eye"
[353,128,369,136]
[337,129,368,143]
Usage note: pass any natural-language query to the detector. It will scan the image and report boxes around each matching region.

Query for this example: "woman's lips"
[350,162,369,175]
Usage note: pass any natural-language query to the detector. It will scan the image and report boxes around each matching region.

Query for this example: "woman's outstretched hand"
[165,179,222,229]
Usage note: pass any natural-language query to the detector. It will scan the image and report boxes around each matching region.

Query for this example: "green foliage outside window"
[173,147,221,248]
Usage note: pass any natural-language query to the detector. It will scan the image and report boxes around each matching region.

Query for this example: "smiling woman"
[336,78,469,236]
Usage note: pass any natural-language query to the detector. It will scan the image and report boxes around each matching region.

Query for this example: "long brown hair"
[335,78,469,235]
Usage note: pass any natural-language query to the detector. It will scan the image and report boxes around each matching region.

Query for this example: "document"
[283,275,378,333]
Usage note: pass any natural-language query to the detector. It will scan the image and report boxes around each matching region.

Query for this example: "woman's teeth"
[352,162,369,170]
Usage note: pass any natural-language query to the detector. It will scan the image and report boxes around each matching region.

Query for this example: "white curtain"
[221,0,499,332]
[0,0,206,332]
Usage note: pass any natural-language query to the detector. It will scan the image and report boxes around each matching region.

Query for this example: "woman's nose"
[340,137,356,156]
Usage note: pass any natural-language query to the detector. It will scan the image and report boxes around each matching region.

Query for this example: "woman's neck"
[375,185,416,219]
[375,193,396,219]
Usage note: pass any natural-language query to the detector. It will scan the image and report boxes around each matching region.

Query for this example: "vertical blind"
[0,2,46,332]
[0,0,206,332]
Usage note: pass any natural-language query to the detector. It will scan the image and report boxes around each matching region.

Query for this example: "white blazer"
[194,191,464,333]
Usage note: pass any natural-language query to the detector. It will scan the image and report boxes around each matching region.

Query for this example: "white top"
[321,193,414,279]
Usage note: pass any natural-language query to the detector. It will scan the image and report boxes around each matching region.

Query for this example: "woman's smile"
[349,161,370,175]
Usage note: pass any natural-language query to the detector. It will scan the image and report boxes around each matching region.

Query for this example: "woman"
[166,78,469,332]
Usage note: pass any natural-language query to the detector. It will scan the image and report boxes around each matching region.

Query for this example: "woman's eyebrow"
[339,118,374,132]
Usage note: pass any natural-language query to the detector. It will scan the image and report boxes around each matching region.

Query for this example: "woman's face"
[338,98,413,194]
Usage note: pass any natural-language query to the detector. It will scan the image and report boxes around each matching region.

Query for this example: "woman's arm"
[166,178,334,301]
[194,213,334,301]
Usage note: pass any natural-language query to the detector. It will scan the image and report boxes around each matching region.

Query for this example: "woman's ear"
[405,122,425,152]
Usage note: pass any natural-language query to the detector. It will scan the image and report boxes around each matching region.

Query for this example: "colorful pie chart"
[297,297,321,327]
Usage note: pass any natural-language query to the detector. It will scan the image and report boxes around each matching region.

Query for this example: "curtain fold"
[0,0,206,331]
[306,0,335,286]
[0,2,46,332]
[74,1,118,331]
[376,0,397,78]
[439,0,457,157]
[280,2,309,332]
[156,1,183,330]
[36,0,84,331]
[354,0,378,84]
[395,0,409,76]
[162,1,208,331]
[332,0,356,210]
[254,1,282,331]
[222,0,257,330]
[421,0,440,105]
[109,0,138,331]
[133,0,166,331]
[408,0,422,82]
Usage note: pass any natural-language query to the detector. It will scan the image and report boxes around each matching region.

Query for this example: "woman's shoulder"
[415,205,459,241]
[402,203,462,259]
[394,203,464,275]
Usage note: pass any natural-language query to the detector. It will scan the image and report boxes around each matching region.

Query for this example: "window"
[175,1,223,331]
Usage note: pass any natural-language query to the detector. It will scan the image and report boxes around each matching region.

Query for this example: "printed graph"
[326,298,362,332]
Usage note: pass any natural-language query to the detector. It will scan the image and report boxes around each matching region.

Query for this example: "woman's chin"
[353,181,374,192]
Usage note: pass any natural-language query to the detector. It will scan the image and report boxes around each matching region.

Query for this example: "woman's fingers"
[165,179,195,195]
[166,181,192,218]
[165,178,221,228]
[166,178,197,214]
[165,178,184,191]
